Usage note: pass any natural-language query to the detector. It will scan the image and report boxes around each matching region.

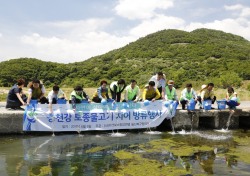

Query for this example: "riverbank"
[0,102,249,134]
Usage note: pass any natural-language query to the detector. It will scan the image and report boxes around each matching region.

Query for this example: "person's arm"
[39,85,46,99]
[174,89,178,101]
[16,93,26,106]
[135,87,140,102]
[97,87,103,99]
[106,89,110,99]
[153,88,161,101]
[49,102,53,113]
[124,88,128,101]
[82,91,91,102]
[200,90,205,101]
[181,90,187,101]
[111,85,117,100]
[142,89,147,100]
[27,89,32,104]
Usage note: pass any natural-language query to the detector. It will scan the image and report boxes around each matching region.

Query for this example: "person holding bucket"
[109,79,126,102]
[197,83,216,109]
[123,79,140,102]
[92,80,112,103]
[142,81,161,102]
[48,85,66,113]
[164,80,178,101]
[69,85,91,111]
[226,86,240,109]
[27,79,48,105]
[149,72,166,99]
[180,83,197,110]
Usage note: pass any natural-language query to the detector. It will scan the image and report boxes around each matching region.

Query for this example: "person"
[110,79,126,102]
[180,83,197,110]
[197,83,216,109]
[48,85,66,113]
[149,72,166,99]
[142,81,161,102]
[92,80,110,103]
[226,86,240,109]
[123,79,140,102]
[69,85,90,111]
[6,78,27,110]
[27,79,48,105]
[165,80,178,101]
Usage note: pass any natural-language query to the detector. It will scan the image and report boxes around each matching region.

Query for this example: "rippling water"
[0,130,250,176]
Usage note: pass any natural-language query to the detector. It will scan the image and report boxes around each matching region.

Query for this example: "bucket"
[203,100,212,110]
[81,99,89,104]
[217,100,226,110]
[30,100,38,104]
[187,99,196,110]
[57,99,67,104]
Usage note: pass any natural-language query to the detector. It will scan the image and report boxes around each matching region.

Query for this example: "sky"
[0,0,250,63]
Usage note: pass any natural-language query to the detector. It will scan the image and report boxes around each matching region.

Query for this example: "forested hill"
[0,28,250,88]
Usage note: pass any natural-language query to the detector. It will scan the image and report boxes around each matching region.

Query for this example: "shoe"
[211,107,215,109]
[199,106,203,109]
[16,107,25,111]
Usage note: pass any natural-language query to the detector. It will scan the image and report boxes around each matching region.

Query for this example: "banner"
[23,101,177,132]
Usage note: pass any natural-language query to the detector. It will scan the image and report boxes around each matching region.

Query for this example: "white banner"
[23,101,177,131]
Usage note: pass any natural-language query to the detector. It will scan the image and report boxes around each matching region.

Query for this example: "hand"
[152,98,155,102]
[22,102,27,106]
[88,99,91,103]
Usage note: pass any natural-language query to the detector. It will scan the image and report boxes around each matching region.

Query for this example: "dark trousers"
[110,90,122,102]
[92,97,102,103]
[6,94,27,108]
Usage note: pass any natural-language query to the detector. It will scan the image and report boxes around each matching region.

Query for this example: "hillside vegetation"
[0,28,250,89]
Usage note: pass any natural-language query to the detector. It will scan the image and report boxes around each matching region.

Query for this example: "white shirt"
[149,75,166,89]
[47,89,65,103]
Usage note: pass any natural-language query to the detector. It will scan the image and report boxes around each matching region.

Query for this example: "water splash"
[110,132,127,137]
[214,128,231,133]
[144,131,162,135]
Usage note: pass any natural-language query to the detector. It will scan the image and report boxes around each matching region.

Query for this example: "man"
[142,81,161,102]
[197,83,216,109]
[48,85,66,113]
[110,79,126,102]
[27,79,48,104]
[149,72,166,99]
[165,80,178,101]
[180,83,197,110]
[70,85,91,111]
[124,80,140,102]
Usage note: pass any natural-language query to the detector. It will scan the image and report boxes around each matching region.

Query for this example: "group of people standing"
[6,72,240,112]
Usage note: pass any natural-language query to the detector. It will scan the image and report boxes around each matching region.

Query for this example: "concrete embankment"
[0,102,249,134]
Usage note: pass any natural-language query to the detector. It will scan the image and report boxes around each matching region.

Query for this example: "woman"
[69,85,91,111]
[6,78,27,110]
[92,80,110,103]
[27,79,48,104]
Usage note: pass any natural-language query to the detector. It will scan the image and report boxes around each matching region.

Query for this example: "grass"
[1,86,250,102]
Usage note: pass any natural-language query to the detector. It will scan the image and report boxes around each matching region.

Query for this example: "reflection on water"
[0,130,250,176]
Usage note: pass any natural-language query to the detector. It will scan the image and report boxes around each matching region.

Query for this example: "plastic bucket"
[30,100,38,104]
[81,99,89,104]
[57,99,67,104]
[203,100,212,110]
[187,99,196,110]
[217,100,226,110]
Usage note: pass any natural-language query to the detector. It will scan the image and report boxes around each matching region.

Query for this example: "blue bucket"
[30,100,38,104]
[203,100,212,110]
[81,99,89,104]
[217,100,226,110]
[57,99,67,104]
[187,99,196,110]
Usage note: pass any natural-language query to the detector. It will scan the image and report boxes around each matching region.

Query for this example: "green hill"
[0,28,250,88]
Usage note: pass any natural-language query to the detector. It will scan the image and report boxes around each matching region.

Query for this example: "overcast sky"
[0,0,250,63]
